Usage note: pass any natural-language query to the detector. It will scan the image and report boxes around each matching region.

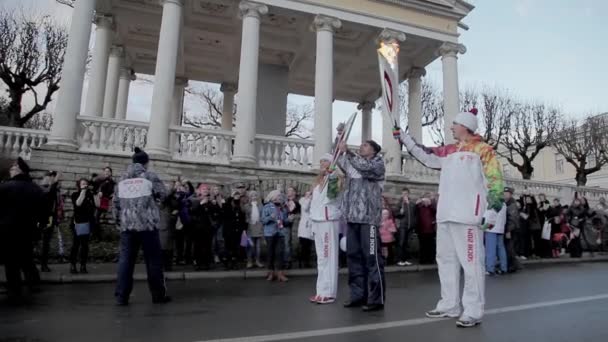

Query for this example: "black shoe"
[343,300,365,308]
[116,298,129,306]
[152,295,172,304]
[79,265,88,274]
[362,304,384,312]
[41,265,51,272]
[70,264,78,274]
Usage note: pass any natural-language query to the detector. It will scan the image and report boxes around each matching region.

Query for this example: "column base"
[145,146,171,160]
[231,154,257,166]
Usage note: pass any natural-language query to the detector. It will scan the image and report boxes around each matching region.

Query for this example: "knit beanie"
[453,108,479,132]
[132,147,149,165]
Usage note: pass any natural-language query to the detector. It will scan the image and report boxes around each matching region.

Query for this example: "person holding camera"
[70,178,99,274]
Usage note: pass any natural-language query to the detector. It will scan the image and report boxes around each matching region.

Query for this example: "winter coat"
[537,199,551,224]
[309,183,342,222]
[190,198,220,234]
[505,198,520,235]
[487,204,507,234]
[158,191,179,250]
[244,202,264,238]
[395,200,418,232]
[337,152,385,226]
[41,182,62,227]
[567,205,589,228]
[113,163,167,232]
[379,218,397,243]
[0,174,45,238]
[416,203,437,235]
[400,132,504,226]
[71,190,97,225]
[262,202,288,237]
[519,196,541,231]
[223,200,247,239]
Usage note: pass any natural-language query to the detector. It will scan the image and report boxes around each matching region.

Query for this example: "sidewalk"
[2,254,608,284]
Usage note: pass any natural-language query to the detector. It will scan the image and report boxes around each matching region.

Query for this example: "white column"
[312,15,341,165]
[102,45,123,119]
[145,0,184,157]
[115,67,135,120]
[171,77,188,127]
[407,67,426,142]
[358,101,375,142]
[232,1,268,164]
[83,14,113,117]
[439,42,466,144]
[169,77,188,153]
[48,0,97,148]
[220,82,237,131]
[378,29,406,176]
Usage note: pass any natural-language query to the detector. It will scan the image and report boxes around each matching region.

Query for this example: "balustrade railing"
[170,126,235,164]
[0,126,49,160]
[77,116,148,155]
[256,135,314,171]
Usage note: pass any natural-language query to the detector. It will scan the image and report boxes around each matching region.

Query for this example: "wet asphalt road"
[1,263,608,342]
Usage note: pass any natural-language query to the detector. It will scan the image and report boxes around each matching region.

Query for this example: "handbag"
[75,222,91,236]
[541,221,552,240]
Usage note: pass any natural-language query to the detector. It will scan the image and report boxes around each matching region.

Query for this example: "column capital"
[94,13,114,28]
[119,66,134,80]
[109,45,124,58]
[220,82,238,93]
[437,42,466,58]
[175,76,189,87]
[406,67,426,79]
[377,28,406,44]
[357,101,376,111]
[311,15,342,33]
[159,0,185,6]
[238,1,268,20]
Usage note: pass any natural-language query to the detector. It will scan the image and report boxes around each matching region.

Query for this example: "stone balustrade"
[170,125,235,164]
[256,134,314,171]
[0,126,49,160]
[77,116,148,156]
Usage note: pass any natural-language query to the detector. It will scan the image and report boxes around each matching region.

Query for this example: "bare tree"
[426,86,478,146]
[285,103,313,139]
[478,88,515,149]
[0,10,67,127]
[553,114,608,186]
[500,102,561,179]
[399,81,443,134]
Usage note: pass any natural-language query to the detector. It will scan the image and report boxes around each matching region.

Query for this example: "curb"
[4,256,608,285]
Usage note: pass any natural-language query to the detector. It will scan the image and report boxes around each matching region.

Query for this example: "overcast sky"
[2,0,607,145]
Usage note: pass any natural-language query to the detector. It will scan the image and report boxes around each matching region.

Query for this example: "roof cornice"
[370,0,474,21]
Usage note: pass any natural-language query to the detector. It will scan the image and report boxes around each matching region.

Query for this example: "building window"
[556,157,564,175]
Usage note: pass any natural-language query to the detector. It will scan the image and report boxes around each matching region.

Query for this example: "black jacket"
[0,174,45,237]
[223,200,247,238]
[395,201,418,231]
[189,197,220,233]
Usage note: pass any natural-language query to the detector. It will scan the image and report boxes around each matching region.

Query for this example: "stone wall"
[28,146,439,201]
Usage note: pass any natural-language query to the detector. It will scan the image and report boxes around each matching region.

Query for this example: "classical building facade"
[2,0,606,204]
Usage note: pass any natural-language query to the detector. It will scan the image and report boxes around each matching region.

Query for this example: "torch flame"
[378,39,400,67]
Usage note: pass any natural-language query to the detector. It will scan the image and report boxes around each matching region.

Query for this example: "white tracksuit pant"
[313,220,340,298]
[435,222,485,319]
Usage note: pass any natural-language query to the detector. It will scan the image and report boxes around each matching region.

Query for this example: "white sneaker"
[214,255,220,264]
[426,310,460,319]
[456,316,482,328]
[397,261,413,267]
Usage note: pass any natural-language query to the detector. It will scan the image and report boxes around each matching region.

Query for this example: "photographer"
[70,178,99,274]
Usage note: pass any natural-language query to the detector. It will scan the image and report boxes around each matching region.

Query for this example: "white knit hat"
[453,108,479,132]
[320,153,333,162]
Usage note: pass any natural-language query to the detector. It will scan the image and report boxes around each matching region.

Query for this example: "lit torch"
[377,38,401,128]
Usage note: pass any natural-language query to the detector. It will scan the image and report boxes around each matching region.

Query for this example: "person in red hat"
[393,108,504,328]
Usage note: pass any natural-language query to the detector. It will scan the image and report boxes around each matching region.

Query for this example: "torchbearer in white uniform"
[309,154,343,305]
[393,108,504,328]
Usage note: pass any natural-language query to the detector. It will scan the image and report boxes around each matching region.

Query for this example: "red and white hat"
[453,108,479,132]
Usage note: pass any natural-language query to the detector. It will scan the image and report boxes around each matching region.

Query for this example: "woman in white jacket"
[309,154,343,305]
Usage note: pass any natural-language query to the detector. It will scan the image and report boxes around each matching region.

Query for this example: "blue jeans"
[115,230,166,302]
[485,232,508,273]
